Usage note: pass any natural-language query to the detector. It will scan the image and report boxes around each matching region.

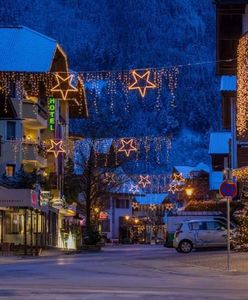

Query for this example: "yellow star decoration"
[47,140,66,158]
[132,202,139,210]
[51,73,78,100]
[138,175,151,188]
[173,173,185,184]
[118,139,137,157]
[128,70,156,97]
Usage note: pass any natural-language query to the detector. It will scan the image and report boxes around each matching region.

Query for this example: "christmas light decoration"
[237,34,248,137]
[118,139,137,157]
[168,183,179,194]
[51,73,77,100]
[103,173,116,185]
[165,203,174,211]
[132,202,139,209]
[128,70,156,97]
[233,167,248,180]
[149,204,156,211]
[47,139,66,158]
[138,175,151,188]
[173,173,185,184]
[129,184,140,194]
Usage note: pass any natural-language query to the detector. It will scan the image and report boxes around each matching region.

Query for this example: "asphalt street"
[0,245,247,300]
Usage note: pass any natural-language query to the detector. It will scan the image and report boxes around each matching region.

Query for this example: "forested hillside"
[0,0,221,172]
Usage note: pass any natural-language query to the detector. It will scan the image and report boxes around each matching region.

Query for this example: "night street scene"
[1,0,248,299]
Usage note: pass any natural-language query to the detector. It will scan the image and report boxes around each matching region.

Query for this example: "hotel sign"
[48,97,56,131]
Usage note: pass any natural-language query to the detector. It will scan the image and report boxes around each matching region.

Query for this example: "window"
[207,221,223,231]
[212,155,226,171]
[6,121,16,140]
[5,164,15,177]
[189,222,207,230]
[116,199,130,209]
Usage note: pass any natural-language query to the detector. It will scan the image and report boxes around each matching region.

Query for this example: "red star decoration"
[47,140,66,158]
[118,139,137,157]
[138,175,151,188]
[51,73,78,100]
[128,70,156,97]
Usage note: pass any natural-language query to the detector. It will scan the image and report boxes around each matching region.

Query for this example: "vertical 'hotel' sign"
[48,97,56,131]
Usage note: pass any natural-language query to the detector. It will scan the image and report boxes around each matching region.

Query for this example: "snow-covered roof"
[0,26,58,72]
[135,193,167,205]
[220,76,236,92]
[209,132,231,154]
[174,166,194,179]
[193,163,210,173]
[209,171,223,190]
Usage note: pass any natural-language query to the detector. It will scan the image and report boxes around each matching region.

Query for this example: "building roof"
[209,132,231,154]
[0,26,59,72]
[220,76,236,92]
[135,193,167,205]
[174,166,194,178]
[193,163,210,173]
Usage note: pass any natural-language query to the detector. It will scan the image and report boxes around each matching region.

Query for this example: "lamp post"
[125,215,130,241]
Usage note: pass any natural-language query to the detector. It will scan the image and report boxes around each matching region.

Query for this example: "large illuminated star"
[118,139,137,157]
[47,140,66,158]
[128,70,156,97]
[51,73,78,100]
[138,175,151,188]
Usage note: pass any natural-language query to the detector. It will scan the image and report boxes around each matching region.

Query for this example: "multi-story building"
[210,1,248,197]
[0,26,87,253]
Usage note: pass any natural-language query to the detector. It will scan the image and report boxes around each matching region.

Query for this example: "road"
[0,245,247,300]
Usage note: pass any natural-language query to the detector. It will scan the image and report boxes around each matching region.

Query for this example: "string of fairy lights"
[237,33,248,138]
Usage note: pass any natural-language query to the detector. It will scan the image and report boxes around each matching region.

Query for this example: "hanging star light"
[132,202,139,210]
[103,173,116,185]
[129,184,140,194]
[138,175,151,188]
[51,73,78,100]
[118,139,137,157]
[165,203,174,211]
[47,139,66,158]
[173,173,185,184]
[128,70,156,97]
[149,204,156,211]
[168,183,179,194]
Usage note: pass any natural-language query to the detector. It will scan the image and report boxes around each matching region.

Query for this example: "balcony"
[22,142,47,168]
[22,101,48,129]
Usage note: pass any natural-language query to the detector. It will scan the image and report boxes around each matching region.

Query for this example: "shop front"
[0,189,58,255]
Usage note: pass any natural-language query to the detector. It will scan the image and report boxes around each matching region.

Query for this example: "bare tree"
[74,139,131,237]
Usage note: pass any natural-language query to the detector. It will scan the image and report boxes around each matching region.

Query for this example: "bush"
[83,230,101,245]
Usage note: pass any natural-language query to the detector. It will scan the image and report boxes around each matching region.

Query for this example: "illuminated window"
[5,164,15,177]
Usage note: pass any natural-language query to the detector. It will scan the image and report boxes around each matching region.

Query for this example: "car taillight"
[175,230,182,238]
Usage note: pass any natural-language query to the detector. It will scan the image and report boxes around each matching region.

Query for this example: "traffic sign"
[219,180,237,198]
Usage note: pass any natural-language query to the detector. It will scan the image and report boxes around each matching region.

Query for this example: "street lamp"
[185,186,194,197]
[125,215,130,221]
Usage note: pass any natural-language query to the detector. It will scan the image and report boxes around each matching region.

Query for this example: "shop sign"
[40,191,51,206]
[51,198,64,209]
[99,211,108,220]
[0,189,39,208]
[48,97,56,131]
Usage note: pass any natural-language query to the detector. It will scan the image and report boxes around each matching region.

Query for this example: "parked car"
[173,219,234,253]
[164,211,228,248]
